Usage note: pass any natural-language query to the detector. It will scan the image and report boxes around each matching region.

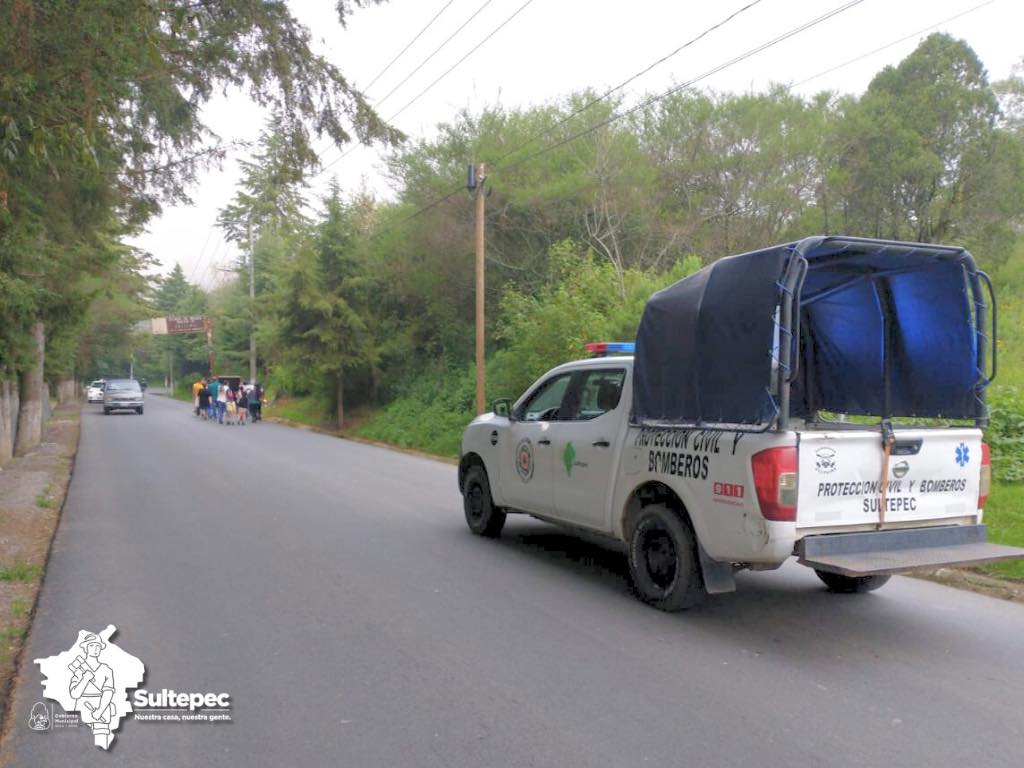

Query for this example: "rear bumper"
[795,525,1024,576]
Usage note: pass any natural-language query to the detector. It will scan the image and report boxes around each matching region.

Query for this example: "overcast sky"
[127,0,1023,287]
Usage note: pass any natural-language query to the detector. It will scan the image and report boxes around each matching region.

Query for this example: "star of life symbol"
[955,442,970,467]
[35,625,144,750]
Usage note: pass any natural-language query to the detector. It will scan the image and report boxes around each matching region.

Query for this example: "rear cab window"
[574,369,625,420]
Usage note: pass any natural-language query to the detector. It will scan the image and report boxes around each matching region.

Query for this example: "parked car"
[103,379,144,415]
[86,380,107,403]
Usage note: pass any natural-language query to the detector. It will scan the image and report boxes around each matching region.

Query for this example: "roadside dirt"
[910,567,1023,602]
[0,406,80,729]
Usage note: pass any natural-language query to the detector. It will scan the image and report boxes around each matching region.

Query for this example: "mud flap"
[697,542,736,594]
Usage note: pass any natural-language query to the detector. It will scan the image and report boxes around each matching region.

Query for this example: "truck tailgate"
[797,428,982,528]
[796,525,1024,576]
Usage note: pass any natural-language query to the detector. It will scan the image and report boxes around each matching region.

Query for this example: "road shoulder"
[0,405,80,740]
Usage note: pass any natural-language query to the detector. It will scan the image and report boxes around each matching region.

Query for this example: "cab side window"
[575,369,625,420]
[518,374,572,422]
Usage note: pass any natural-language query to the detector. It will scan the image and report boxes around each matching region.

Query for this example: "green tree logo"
[562,442,576,477]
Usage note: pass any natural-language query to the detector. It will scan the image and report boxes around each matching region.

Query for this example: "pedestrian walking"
[208,377,220,421]
[197,381,212,421]
[216,378,228,424]
[191,377,205,417]
[250,382,263,422]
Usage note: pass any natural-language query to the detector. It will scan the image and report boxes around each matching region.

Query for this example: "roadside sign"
[148,316,208,335]
[165,315,207,335]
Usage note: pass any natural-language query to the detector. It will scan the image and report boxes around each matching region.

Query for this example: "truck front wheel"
[628,505,705,611]
[815,570,891,593]
[462,465,506,538]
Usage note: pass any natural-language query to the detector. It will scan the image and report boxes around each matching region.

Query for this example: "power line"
[315,0,499,175]
[364,0,458,95]
[372,0,498,109]
[499,0,867,175]
[200,237,225,288]
[371,0,867,240]
[187,223,217,284]
[790,0,997,88]
[387,0,538,123]
[315,0,535,178]
[491,0,765,169]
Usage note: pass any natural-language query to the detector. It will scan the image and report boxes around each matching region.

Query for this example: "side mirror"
[492,398,512,418]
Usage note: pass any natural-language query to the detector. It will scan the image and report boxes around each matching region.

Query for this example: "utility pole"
[248,218,256,384]
[205,317,216,378]
[470,163,487,415]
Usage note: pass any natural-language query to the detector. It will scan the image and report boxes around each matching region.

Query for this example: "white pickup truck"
[458,236,1024,610]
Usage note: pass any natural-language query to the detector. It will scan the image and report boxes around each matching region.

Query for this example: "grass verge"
[978,481,1024,580]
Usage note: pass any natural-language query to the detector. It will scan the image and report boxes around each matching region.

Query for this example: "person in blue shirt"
[207,378,220,420]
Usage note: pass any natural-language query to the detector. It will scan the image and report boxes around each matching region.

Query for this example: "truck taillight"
[979,442,991,511]
[751,447,798,522]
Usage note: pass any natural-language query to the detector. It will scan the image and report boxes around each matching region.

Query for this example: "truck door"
[549,368,627,530]
[797,429,982,529]
[501,372,574,514]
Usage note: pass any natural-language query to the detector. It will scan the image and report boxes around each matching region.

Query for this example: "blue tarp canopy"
[632,236,989,426]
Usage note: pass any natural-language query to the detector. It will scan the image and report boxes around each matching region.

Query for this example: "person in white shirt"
[216,379,229,424]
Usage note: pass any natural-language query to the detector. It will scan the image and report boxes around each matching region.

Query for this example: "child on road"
[225,386,238,425]
[237,386,248,425]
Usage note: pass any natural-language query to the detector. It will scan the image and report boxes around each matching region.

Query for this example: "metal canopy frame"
[773,236,995,432]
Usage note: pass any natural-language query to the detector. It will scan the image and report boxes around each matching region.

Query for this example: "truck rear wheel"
[463,465,506,538]
[628,504,705,611]
[815,570,891,593]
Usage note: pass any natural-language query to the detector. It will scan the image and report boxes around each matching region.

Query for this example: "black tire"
[627,504,705,611]
[103,407,111,415]
[815,570,891,593]
[136,406,144,415]
[462,465,506,538]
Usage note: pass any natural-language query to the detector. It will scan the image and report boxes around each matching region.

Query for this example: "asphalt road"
[3,393,1024,767]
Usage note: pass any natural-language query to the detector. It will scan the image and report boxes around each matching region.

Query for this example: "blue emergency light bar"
[584,342,635,357]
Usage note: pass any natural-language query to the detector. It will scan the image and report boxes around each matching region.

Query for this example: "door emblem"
[815,447,837,474]
[892,460,909,479]
[562,442,576,477]
[515,438,534,482]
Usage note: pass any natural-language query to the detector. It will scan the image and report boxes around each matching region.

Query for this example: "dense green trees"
[187,33,1023,450]
[259,185,375,427]
[4,18,1022,467]
[0,0,397,456]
